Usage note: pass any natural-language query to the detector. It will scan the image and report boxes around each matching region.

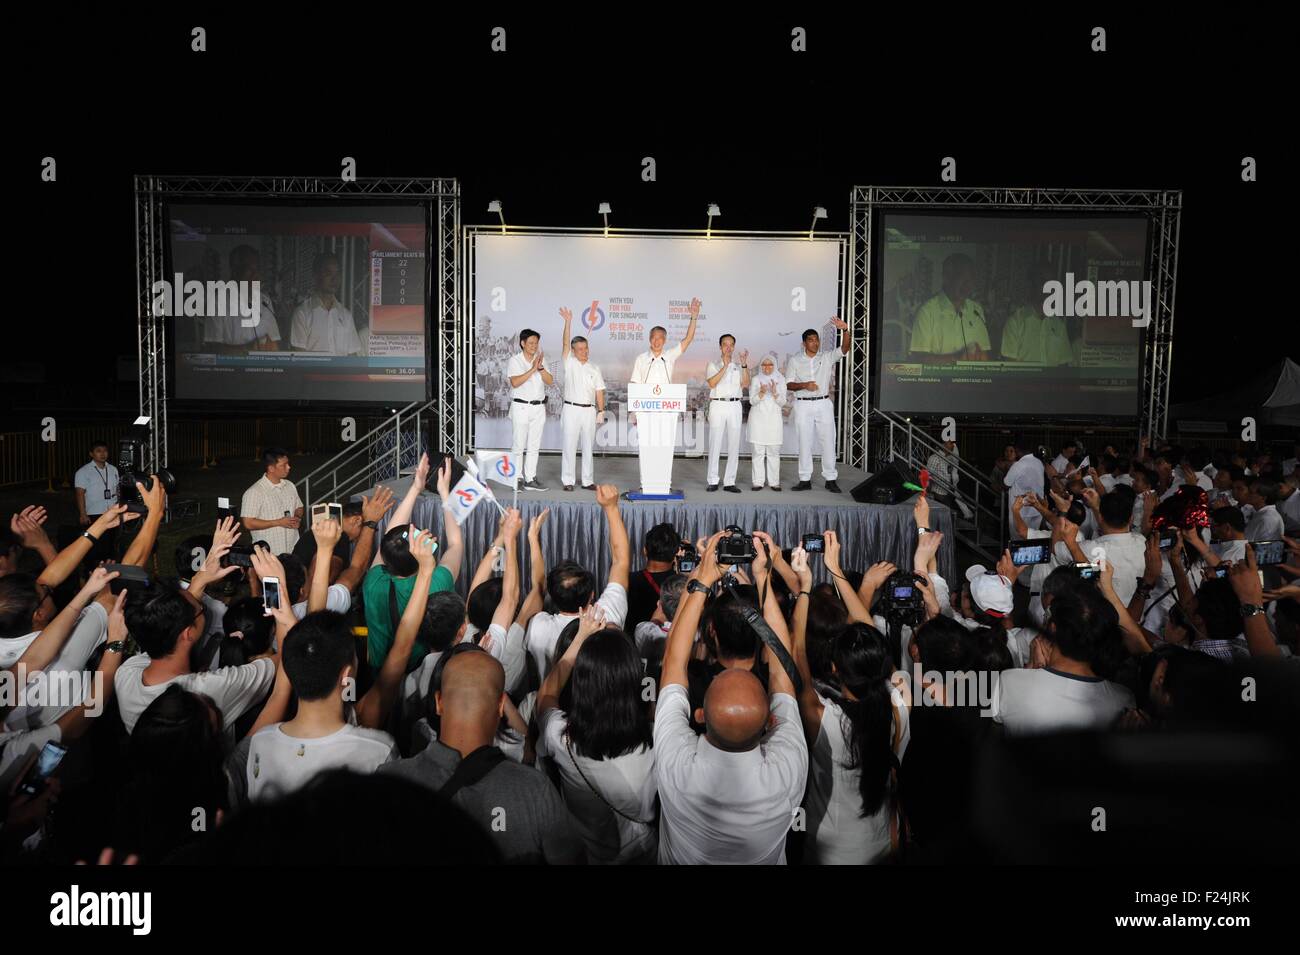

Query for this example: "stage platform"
[376,455,955,593]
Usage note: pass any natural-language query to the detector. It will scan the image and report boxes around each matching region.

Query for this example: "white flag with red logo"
[446,472,493,526]
[475,451,521,490]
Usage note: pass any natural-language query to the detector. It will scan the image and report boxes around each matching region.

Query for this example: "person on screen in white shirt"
[246,611,397,803]
[747,355,787,491]
[704,333,750,493]
[654,532,808,865]
[73,440,119,528]
[557,307,606,492]
[203,245,282,353]
[786,318,851,493]
[506,327,554,491]
[1241,480,1286,542]
[240,447,303,554]
[289,252,364,355]
[629,296,700,386]
[1004,438,1045,535]
[990,585,1133,735]
[1000,261,1074,366]
[524,485,630,685]
[908,254,991,362]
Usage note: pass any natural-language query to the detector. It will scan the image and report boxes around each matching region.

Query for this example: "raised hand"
[738,348,749,366]
[89,505,135,535]
[362,486,395,523]
[313,516,343,552]
[411,528,437,572]
[249,546,286,588]
[138,475,167,514]
[1142,533,1163,584]
[435,456,453,501]
[10,506,51,548]
[829,316,849,331]
[502,507,524,540]
[750,530,776,576]
[108,590,128,644]
[595,484,619,508]
[691,530,727,589]
[790,546,813,591]
[996,549,1023,585]
[688,297,701,319]
[1228,544,1264,605]
[559,306,573,324]
[1081,486,1100,511]
[913,492,931,530]
[865,561,896,590]
[412,452,432,492]
[84,565,120,597]
[823,529,843,572]
[575,603,607,643]
[914,530,943,571]
[528,507,550,539]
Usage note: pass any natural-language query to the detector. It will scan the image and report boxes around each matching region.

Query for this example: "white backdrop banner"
[472,233,843,453]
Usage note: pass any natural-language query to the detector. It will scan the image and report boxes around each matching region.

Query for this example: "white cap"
[965,565,1014,617]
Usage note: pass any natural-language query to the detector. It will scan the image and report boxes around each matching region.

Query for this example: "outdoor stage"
[376,455,955,593]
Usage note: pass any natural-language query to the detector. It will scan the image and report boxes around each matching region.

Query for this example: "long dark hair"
[566,628,653,760]
[831,623,895,817]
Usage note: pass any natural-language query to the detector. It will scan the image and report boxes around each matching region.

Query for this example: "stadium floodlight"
[706,203,721,239]
[810,206,827,240]
[487,200,505,234]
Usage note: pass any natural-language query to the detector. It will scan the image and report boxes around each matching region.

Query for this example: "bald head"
[436,651,505,746]
[703,669,769,752]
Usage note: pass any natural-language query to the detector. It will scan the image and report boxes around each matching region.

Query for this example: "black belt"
[711,397,741,402]
[797,395,829,401]
[563,401,593,408]
[512,398,543,405]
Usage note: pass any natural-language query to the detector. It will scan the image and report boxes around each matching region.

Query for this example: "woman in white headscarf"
[747,355,787,490]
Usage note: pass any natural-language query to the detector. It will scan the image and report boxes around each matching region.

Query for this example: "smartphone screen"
[20,741,67,795]
[1011,544,1049,566]
[893,585,914,599]
[802,535,824,553]
[311,503,327,522]
[327,503,343,524]
[263,576,281,610]
[1253,540,1285,566]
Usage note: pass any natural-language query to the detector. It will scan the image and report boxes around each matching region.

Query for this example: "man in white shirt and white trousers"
[506,327,554,491]
[629,297,700,388]
[785,317,851,493]
[557,307,607,491]
[704,333,749,493]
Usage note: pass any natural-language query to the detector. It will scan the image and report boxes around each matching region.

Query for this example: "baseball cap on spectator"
[965,565,1014,618]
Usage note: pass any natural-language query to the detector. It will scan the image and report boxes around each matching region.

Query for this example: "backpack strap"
[439,745,508,802]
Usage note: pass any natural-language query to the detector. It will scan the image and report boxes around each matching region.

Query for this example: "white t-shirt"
[631,342,683,385]
[991,667,1133,735]
[562,355,605,405]
[246,722,397,803]
[0,723,62,794]
[784,348,845,397]
[289,295,363,355]
[525,582,628,683]
[114,655,276,736]
[73,462,120,516]
[537,707,657,865]
[653,682,808,865]
[804,686,908,865]
[291,583,352,620]
[508,351,546,401]
[1,602,108,731]
[705,360,745,400]
[1086,532,1147,604]
[1245,504,1285,542]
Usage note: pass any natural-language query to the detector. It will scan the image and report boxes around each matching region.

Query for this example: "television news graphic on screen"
[875,213,1149,417]
[168,204,428,402]
[472,233,842,453]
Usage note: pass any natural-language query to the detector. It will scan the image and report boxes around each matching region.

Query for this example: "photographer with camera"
[626,522,683,631]
[654,530,807,864]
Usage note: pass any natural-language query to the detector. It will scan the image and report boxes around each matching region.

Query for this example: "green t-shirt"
[363,563,455,669]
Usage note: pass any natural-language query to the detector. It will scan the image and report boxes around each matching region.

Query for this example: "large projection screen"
[875,213,1149,418]
[472,234,843,453]
[169,204,428,403]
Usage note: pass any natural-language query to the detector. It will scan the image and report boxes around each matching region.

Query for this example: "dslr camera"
[716,525,757,565]
[117,434,177,514]
[875,569,927,623]
[675,541,699,573]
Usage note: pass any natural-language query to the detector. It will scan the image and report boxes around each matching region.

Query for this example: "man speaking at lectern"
[631,297,701,386]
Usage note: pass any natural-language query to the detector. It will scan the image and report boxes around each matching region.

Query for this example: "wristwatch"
[82,530,100,544]
[916,526,930,536]
[362,520,379,531]
[105,640,127,654]
[687,579,712,597]
[1239,603,1265,618]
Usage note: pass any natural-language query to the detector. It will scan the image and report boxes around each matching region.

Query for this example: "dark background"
[7,10,1292,426]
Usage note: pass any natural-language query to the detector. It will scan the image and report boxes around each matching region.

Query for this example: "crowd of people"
[0,435,1297,865]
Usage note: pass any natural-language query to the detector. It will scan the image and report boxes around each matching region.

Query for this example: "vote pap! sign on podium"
[627,382,687,500]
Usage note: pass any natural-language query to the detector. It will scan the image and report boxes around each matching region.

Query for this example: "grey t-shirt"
[379,740,583,864]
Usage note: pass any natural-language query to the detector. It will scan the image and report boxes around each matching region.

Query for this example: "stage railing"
[298,400,434,510]
[868,409,1006,563]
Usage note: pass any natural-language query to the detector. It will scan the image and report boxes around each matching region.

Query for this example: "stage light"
[487,199,505,234]
[809,206,827,240]
[706,203,721,239]
[598,201,611,236]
